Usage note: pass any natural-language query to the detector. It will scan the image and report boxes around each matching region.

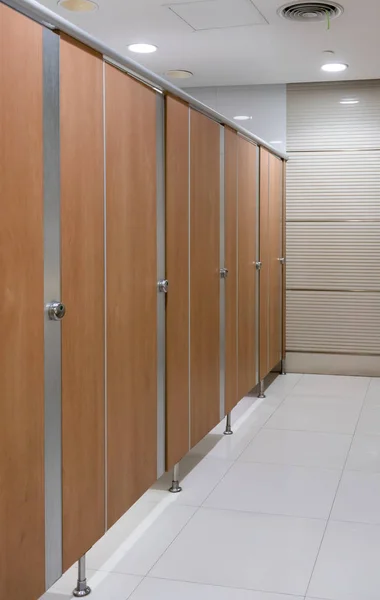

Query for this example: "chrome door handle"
[279,257,286,265]
[46,301,66,321]
[255,261,262,271]
[157,279,169,293]
[219,268,229,279]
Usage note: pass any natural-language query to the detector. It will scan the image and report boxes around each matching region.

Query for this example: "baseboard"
[286,352,380,377]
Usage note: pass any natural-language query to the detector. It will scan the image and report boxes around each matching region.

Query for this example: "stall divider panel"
[268,153,283,372]
[282,161,287,361]
[237,136,258,399]
[190,109,220,447]
[165,96,190,469]
[60,35,105,571]
[259,147,270,380]
[219,126,226,420]
[43,26,62,588]
[156,92,166,479]
[0,5,45,599]
[224,128,239,414]
[106,64,158,528]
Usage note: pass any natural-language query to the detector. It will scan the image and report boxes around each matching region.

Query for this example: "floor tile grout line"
[141,386,291,583]
[303,376,371,598]
[143,572,306,598]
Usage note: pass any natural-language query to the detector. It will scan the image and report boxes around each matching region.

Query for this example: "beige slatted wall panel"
[286,81,380,368]
[287,151,380,220]
[287,291,380,355]
[287,222,380,291]
[288,81,380,151]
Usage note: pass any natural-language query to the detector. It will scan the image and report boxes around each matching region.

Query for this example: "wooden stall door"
[60,36,105,569]
[190,109,220,447]
[224,128,239,413]
[268,153,283,372]
[0,5,45,599]
[106,65,158,528]
[166,97,190,469]
[238,137,258,398]
[259,147,270,380]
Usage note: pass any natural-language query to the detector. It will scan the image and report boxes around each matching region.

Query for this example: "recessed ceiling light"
[233,116,252,121]
[269,141,282,144]
[58,0,98,11]
[321,62,348,72]
[127,43,157,54]
[166,70,193,79]
[340,99,359,104]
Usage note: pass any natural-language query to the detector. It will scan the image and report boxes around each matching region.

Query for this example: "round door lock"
[157,280,169,293]
[47,301,66,321]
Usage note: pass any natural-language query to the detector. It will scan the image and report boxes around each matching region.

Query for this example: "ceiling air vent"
[278,2,344,23]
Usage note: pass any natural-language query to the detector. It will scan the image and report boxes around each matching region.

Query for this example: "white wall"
[186,84,286,154]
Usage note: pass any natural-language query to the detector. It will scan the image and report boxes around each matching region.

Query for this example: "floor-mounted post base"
[168,462,182,493]
[258,379,266,399]
[281,359,286,375]
[223,412,233,435]
[73,555,91,597]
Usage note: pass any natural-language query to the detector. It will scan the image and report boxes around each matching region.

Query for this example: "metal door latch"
[157,279,169,293]
[46,301,66,321]
[279,257,286,265]
[255,261,262,271]
[219,268,229,279]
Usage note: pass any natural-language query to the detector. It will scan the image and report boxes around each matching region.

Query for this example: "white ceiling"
[38,0,380,87]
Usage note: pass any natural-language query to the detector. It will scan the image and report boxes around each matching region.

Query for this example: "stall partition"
[0,4,287,598]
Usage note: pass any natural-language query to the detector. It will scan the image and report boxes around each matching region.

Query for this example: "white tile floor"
[42,373,380,600]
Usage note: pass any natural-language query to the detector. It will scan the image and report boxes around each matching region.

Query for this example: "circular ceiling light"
[58,0,98,11]
[340,99,359,104]
[166,70,193,79]
[127,43,157,54]
[233,115,252,121]
[321,62,348,72]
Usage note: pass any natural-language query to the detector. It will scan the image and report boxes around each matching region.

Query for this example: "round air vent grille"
[278,2,344,22]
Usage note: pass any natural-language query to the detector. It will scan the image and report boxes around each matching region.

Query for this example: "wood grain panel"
[60,35,105,569]
[224,128,239,413]
[259,148,270,380]
[238,137,258,398]
[165,96,190,469]
[268,153,283,372]
[106,64,157,528]
[0,6,45,598]
[190,109,220,447]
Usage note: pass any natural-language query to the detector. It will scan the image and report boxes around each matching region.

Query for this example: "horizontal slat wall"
[286,81,380,370]
[288,81,380,151]
[287,151,380,220]
[287,291,380,355]
[287,222,380,291]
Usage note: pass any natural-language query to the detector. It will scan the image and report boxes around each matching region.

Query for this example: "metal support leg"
[281,358,286,375]
[73,555,91,597]
[223,411,233,435]
[168,462,182,493]
[258,379,266,399]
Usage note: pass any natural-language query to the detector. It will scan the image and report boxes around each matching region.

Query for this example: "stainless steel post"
[72,555,91,597]
[223,411,233,435]
[258,379,266,399]
[281,358,286,375]
[168,462,182,493]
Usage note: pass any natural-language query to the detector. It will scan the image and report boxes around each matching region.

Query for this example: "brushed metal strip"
[43,27,62,589]
[219,125,225,420]
[188,107,191,450]
[156,92,166,479]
